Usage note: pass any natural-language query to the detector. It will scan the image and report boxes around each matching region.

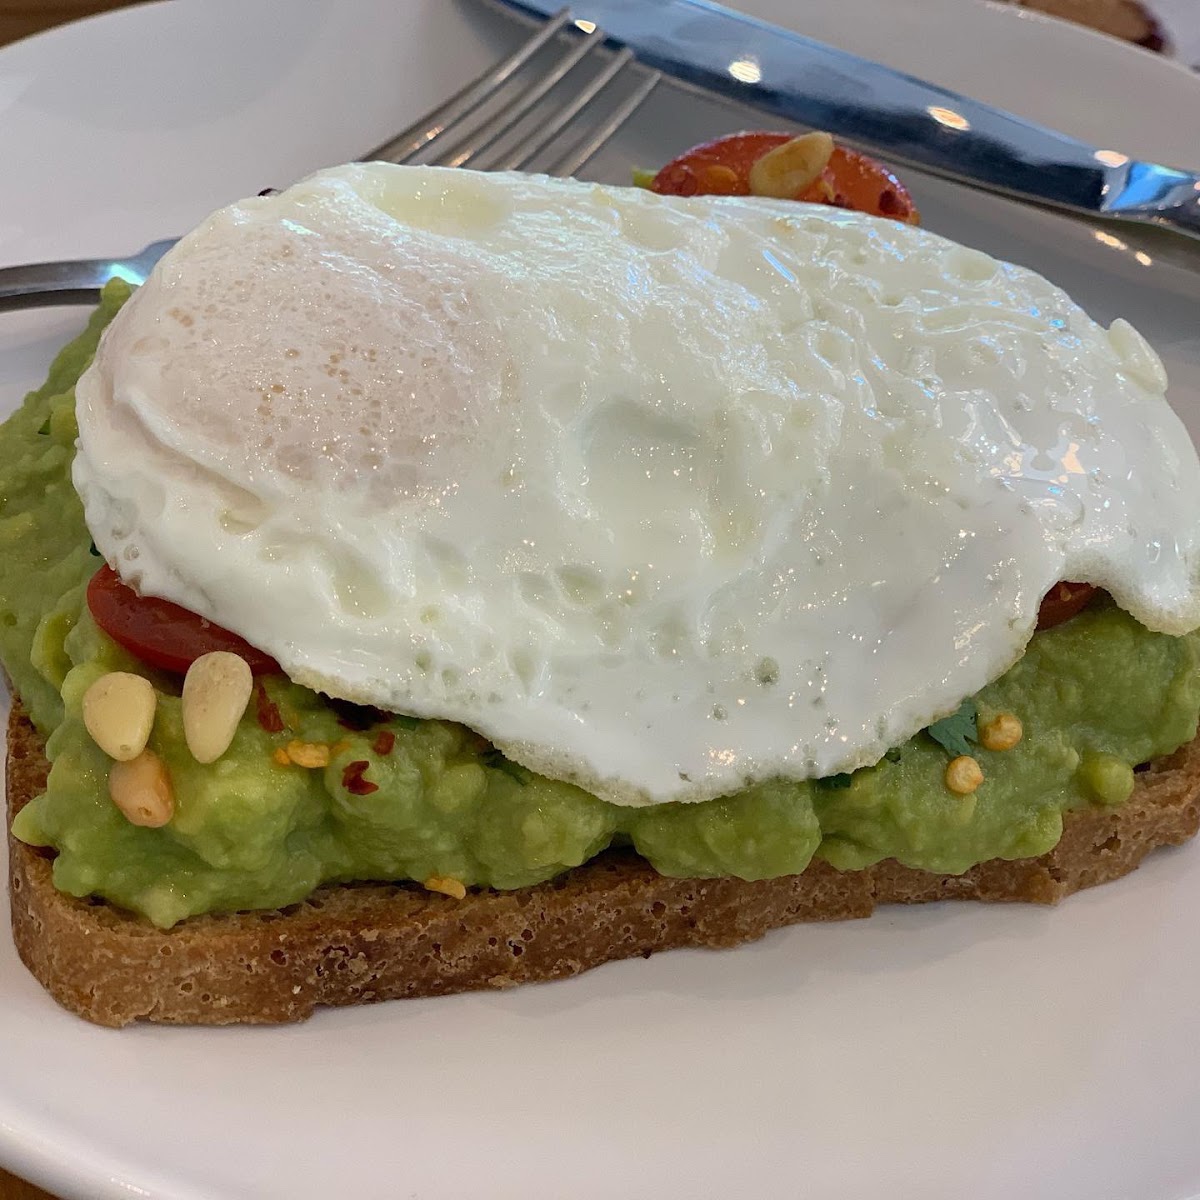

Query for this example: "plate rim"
[2,2,1200,1199]
[981,0,1200,84]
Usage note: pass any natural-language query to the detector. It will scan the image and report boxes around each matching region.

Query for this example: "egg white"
[73,164,1200,805]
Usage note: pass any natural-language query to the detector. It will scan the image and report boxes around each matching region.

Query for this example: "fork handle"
[0,259,115,312]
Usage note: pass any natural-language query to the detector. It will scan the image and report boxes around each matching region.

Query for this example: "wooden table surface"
[0,0,1186,1197]
[0,1174,53,1200]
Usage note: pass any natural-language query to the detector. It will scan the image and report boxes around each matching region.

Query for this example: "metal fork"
[0,9,660,312]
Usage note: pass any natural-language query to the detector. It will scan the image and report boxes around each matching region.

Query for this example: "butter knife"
[497,0,1200,243]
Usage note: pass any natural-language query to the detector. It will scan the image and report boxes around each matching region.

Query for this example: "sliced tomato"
[86,565,281,675]
[1036,582,1097,631]
[813,145,918,222]
[651,132,919,223]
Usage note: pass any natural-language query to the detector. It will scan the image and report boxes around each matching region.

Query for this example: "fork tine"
[547,69,662,177]
[2,16,666,312]
[434,25,606,170]
[363,8,660,181]
[360,7,575,164]
[493,47,635,173]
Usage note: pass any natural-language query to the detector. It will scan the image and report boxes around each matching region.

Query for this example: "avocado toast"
[9,702,1200,1026]
[5,280,1200,1026]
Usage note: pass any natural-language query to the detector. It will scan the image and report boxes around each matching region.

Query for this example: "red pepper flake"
[255,683,285,734]
[372,730,396,757]
[342,760,378,796]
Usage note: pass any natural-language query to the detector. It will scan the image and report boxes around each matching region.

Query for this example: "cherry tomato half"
[651,132,919,223]
[86,564,281,675]
[1036,582,1097,631]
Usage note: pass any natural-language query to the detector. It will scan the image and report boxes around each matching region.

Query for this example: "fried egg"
[73,164,1200,806]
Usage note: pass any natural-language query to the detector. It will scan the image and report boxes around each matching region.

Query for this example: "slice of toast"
[7,703,1200,1027]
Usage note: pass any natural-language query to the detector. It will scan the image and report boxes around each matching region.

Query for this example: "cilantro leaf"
[481,748,528,786]
[815,772,853,791]
[925,699,979,758]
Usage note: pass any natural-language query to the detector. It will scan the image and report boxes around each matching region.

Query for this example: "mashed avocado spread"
[3,284,1199,928]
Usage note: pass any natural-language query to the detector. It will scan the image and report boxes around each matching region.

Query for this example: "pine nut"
[109,750,174,827]
[945,755,984,795]
[979,712,1023,752]
[748,132,835,199]
[182,651,253,764]
[82,672,157,761]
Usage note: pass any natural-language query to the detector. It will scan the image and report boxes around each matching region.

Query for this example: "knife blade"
[494,0,1200,242]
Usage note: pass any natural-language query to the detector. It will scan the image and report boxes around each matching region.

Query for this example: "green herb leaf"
[884,747,902,764]
[815,772,853,791]
[391,714,419,731]
[925,699,978,758]
[481,748,528,786]
[37,417,51,435]
[88,541,101,557]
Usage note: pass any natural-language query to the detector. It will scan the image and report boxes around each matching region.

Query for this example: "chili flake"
[342,760,378,796]
[255,683,285,734]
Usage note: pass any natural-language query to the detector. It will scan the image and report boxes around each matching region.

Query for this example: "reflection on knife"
[494,0,1200,244]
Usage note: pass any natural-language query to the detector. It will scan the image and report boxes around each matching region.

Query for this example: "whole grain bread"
[1007,0,1169,53]
[7,704,1200,1027]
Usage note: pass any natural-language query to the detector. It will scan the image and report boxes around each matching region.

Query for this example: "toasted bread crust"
[7,705,1200,1026]
[1011,0,1169,53]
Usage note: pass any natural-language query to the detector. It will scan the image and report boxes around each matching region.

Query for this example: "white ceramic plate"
[3,3,1200,1198]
